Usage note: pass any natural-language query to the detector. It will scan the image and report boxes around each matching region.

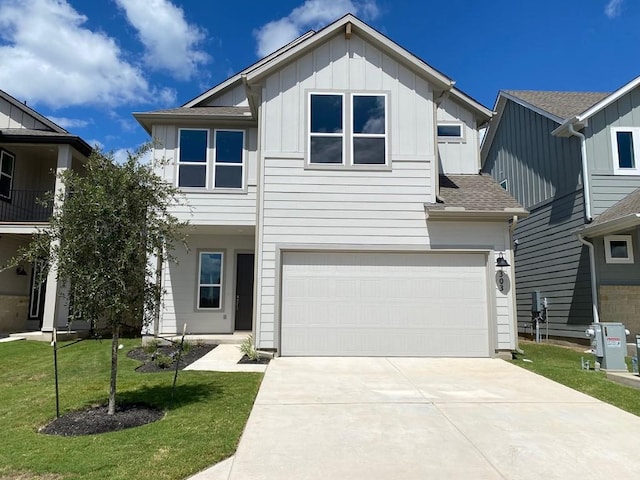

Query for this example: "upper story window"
[437,123,464,141]
[604,235,634,264]
[611,127,640,175]
[177,129,245,189]
[0,149,15,201]
[308,92,387,167]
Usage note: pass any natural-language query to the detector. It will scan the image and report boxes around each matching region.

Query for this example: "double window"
[177,129,245,189]
[0,149,15,201]
[611,127,640,175]
[198,252,223,309]
[308,92,387,166]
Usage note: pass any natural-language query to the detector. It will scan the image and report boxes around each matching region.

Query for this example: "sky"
[1,0,639,160]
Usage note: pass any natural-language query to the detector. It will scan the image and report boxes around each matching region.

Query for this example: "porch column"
[41,145,72,332]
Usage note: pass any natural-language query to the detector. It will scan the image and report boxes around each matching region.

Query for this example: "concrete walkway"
[190,357,640,480]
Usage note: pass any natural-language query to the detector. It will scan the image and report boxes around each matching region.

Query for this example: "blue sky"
[0,0,638,159]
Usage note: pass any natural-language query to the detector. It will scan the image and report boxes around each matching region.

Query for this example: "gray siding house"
[482,77,640,340]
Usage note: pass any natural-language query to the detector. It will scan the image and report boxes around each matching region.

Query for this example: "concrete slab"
[0,336,25,343]
[184,344,267,373]
[187,456,234,480]
[209,357,640,480]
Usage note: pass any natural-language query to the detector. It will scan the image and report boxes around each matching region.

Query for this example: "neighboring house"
[0,89,92,334]
[482,77,640,341]
[135,14,526,357]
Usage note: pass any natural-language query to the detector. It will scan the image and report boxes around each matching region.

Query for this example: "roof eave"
[425,207,529,221]
[0,132,92,157]
[133,112,257,135]
[577,213,640,237]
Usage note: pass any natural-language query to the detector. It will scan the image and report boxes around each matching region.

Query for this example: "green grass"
[0,339,263,480]
[512,341,640,416]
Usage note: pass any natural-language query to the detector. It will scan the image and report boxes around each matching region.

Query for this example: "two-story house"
[482,77,640,341]
[0,89,91,335]
[135,15,526,357]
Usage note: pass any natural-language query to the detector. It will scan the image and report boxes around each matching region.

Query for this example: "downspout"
[567,123,592,222]
[577,233,600,323]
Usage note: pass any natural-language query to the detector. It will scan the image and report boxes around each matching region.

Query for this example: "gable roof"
[164,14,491,122]
[425,174,527,220]
[0,89,67,134]
[579,187,640,237]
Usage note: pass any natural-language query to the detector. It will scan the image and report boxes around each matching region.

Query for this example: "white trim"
[307,92,346,166]
[499,178,508,190]
[576,75,640,123]
[213,129,246,189]
[351,93,388,166]
[610,127,640,175]
[177,128,209,188]
[197,251,224,310]
[437,122,465,142]
[604,235,634,264]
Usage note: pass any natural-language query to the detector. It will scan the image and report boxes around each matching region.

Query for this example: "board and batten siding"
[151,124,257,226]
[512,190,593,338]
[0,97,49,130]
[437,97,480,174]
[484,100,583,210]
[202,83,249,107]
[584,86,640,175]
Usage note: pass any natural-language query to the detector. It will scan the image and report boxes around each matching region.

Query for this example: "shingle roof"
[427,174,525,212]
[0,128,93,156]
[504,90,609,120]
[143,106,251,116]
[591,188,640,226]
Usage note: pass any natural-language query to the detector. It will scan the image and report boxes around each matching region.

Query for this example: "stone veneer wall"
[0,295,29,332]
[599,285,640,336]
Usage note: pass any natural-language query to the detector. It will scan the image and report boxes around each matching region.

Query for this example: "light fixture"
[496,253,510,268]
[16,266,27,276]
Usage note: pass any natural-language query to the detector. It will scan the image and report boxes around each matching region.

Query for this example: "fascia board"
[577,213,640,237]
[425,207,529,221]
[448,88,493,121]
[480,95,506,162]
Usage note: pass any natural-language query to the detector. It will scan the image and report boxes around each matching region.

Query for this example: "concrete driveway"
[202,357,640,480]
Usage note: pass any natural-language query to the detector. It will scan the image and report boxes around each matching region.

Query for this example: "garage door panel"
[281,252,490,357]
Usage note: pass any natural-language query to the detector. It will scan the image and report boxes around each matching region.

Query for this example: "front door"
[234,253,254,331]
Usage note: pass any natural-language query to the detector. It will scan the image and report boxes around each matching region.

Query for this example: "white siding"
[202,83,249,107]
[0,97,50,130]
[160,233,254,334]
[152,124,257,226]
[437,97,480,174]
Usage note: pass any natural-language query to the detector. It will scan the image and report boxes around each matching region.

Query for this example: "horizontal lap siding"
[591,175,640,217]
[513,190,592,338]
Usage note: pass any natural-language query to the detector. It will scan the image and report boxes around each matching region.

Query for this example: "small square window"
[604,235,634,264]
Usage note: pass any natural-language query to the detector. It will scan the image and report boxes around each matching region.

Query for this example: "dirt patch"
[127,344,216,373]
[0,469,63,480]
[39,404,164,436]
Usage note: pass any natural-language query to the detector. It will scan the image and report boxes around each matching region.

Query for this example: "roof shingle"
[427,174,525,212]
[503,90,609,120]
[591,188,640,226]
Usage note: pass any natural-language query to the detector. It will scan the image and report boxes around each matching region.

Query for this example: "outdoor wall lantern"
[496,253,510,268]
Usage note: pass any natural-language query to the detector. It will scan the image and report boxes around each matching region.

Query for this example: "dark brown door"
[234,253,254,331]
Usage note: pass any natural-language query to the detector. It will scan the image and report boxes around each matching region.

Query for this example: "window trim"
[177,128,210,189]
[437,122,465,142]
[499,178,508,190]
[213,129,246,190]
[197,251,224,310]
[604,234,634,264]
[0,148,15,202]
[306,90,390,169]
[611,127,640,175]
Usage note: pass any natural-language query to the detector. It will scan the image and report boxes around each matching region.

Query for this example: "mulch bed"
[238,354,271,365]
[127,344,217,373]
[39,404,164,436]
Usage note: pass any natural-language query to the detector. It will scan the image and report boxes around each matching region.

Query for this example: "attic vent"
[345,22,352,39]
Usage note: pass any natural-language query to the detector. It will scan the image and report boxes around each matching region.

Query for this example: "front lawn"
[0,339,262,480]
[512,341,640,416]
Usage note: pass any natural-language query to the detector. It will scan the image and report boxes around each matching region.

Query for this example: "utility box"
[585,323,628,371]
[531,291,543,313]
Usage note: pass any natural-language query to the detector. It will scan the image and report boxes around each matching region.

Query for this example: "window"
[611,127,640,175]
[214,130,244,188]
[178,129,208,188]
[499,179,508,190]
[177,129,245,189]
[308,92,387,166]
[198,252,223,309]
[0,149,15,201]
[604,235,634,264]
[437,123,464,140]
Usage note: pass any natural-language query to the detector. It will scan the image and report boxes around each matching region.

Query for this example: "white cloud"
[605,0,624,18]
[115,0,210,80]
[47,116,91,129]
[0,0,171,109]
[112,145,152,164]
[254,0,380,57]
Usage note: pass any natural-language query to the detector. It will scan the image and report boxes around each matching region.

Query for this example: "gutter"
[566,123,592,222]
[577,233,600,323]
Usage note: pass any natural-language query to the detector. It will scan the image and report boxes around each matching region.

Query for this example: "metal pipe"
[577,233,600,323]
[567,124,592,222]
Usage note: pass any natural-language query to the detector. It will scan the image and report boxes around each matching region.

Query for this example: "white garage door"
[280,251,490,357]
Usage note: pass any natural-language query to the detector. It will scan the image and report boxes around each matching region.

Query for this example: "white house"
[134,15,527,357]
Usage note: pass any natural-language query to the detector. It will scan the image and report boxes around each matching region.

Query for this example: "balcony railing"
[0,190,53,223]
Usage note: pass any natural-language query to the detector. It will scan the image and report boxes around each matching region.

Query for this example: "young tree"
[18,145,188,415]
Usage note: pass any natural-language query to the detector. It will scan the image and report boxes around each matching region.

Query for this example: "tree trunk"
[108,324,119,415]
